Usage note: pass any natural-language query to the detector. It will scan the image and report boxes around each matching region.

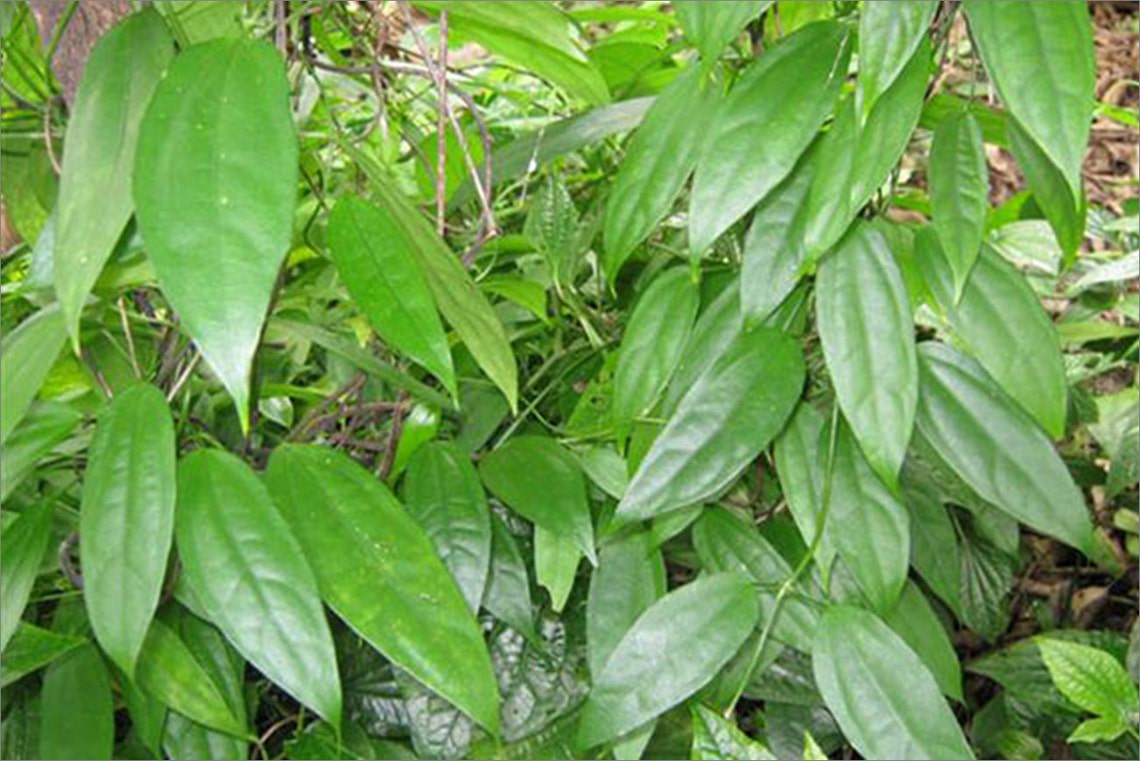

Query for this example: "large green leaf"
[39,644,114,760]
[133,38,298,431]
[816,222,916,488]
[928,111,989,299]
[689,20,848,255]
[773,403,836,571]
[616,326,804,524]
[964,1,1094,201]
[812,606,974,760]
[604,67,718,279]
[856,0,936,120]
[0,503,54,651]
[265,444,499,734]
[404,441,492,612]
[676,1,772,63]
[916,230,1067,437]
[0,624,85,689]
[576,572,760,749]
[328,197,456,398]
[0,402,82,501]
[915,342,1095,555]
[585,531,666,678]
[79,384,175,677]
[53,8,173,343]
[611,267,699,439]
[479,436,596,564]
[1006,117,1086,263]
[175,449,342,725]
[883,581,963,701]
[0,306,67,445]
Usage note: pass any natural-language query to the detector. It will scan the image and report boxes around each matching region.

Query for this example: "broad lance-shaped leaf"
[576,572,760,749]
[0,502,54,651]
[328,197,456,398]
[773,403,837,572]
[54,8,173,344]
[857,0,936,120]
[39,644,115,760]
[964,1,1094,201]
[929,111,988,299]
[134,38,298,432]
[617,326,804,523]
[404,441,492,612]
[915,342,1096,556]
[916,229,1067,438]
[266,445,500,734]
[883,581,964,702]
[604,66,718,280]
[611,267,699,440]
[812,605,975,760]
[479,435,596,564]
[816,222,916,489]
[690,20,849,256]
[585,531,666,678]
[80,384,176,677]
[175,449,342,725]
[0,305,67,445]
[676,1,772,64]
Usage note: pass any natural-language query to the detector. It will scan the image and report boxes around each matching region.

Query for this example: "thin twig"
[82,348,114,398]
[59,532,83,590]
[42,99,61,176]
[166,351,201,402]
[118,297,142,378]
[287,373,366,442]
[378,394,410,481]
[275,0,287,54]
[435,9,449,235]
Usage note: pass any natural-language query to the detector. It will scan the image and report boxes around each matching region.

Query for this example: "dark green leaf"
[0,624,84,689]
[958,523,1015,641]
[585,531,666,678]
[39,644,114,760]
[903,483,961,615]
[929,111,989,298]
[677,1,771,63]
[857,0,936,120]
[1,502,54,651]
[481,514,535,640]
[0,307,67,445]
[1006,117,1086,262]
[883,581,963,701]
[774,403,837,571]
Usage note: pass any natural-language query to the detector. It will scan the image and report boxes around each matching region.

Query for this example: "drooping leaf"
[266,444,500,734]
[0,306,67,445]
[481,514,535,640]
[773,403,837,572]
[534,526,581,613]
[585,531,666,678]
[53,8,173,343]
[812,605,975,760]
[1006,117,1086,263]
[576,573,760,749]
[328,197,456,398]
[928,111,989,299]
[676,1,772,63]
[882,581,963,701]
[857,0,936,120]
[133,38,298,431]
[39,645,114,760]
[0,624,85,688]
[1,502,54,651]
[0,402,82,501]
[1036,638,1139,724]
[690,703,775,760]
[175,449,342,725]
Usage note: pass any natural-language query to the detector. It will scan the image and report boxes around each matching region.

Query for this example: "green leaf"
[39,644,114,760]
[773,403,837,572]
[1037,638,1139,722]
[964,0,1095,201]
[0,306,67,445]
[404,441,492,612]
[616,326,804,524]
[534,527,581,613]
[0,624,84,689]
[915,342,1096,555]
[812,606,975,760]
[612,268,700,439]
[882,581,963,701]
[690,20,849,255]
[1067,716,1128,745]
[816,222,917,488]
[524,176,581,286]
[604,67,718,278]
[576,572,760,749]
[328,197,456,398]
[175,449,342,725]
[929,111,989,299]
[133,38,298,432]
[902,483,961,615]
[586,531,666,678]
[53,8,173,343]
[0,402,82,501]
[479,436,596,564]
[676,1,772,63]
[1,502,55,651]
[266,444,500,734]
[828,423,910,614]
[481,514,535,640]
[857,0,936,120]
[690,704,775,760]
[79,383,175,677]
[1006,117,1086,263]
[916,230,1067,438]
[958,524,1015,642]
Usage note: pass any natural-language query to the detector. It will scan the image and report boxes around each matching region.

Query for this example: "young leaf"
[266,444,500,734]
[39,645,114,760]
[816,222,917,488]
[54,8,174,343]
[404,441,492,612]
[676,1,772,63]
[534,526,581,613]
[857,0,937,120]
[175,449,342,726]
[915,342,1096,556]
[0,502,53,651]
[133,38,297,432]
[576,573,760,749]
[328,197,456,398]
[479,435,596,564]
[690,703,775,760]
[585,531,666,678]
[1037,638,1139,725]
[812,606,975,760]
[928,111,989,298]
[883,581,963,701]
[0,306,67,445]
[80,384,176,678]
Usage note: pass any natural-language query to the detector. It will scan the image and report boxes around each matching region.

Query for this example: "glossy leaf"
[479,436,596,564]
[690,21,848,255]
[175,449,342,725]
[773,403,837,571]
[54,8,173,342]
[39,644,114,760]
[611,268,699,438]
[534,526,581,613]
[1,502,54,651]
[816,222,917,488]
[883,581,963,701]
[576,572,760,748]
[80,383,175,677]
[481,514,535,639]
[857,0,936,120]
[676,1,771,63]
[0,306,67,445]
[690,704,775,760]
[616,326,804,523]
[915,342,1096,556]
[0,402,82,501]
[585,531,666,678]
[812,606,975,760]
[328,197,456,397]
[1037,637,1138,723]
[266,444,500,734]
[928,111,988,298]
[1006,117,1086,262]
[134,38,298,431]
[0,624,85,688]
[404,441,492,612]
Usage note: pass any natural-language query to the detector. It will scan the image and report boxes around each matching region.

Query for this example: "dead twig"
[59,532,83,590]
[378,393,410,481]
